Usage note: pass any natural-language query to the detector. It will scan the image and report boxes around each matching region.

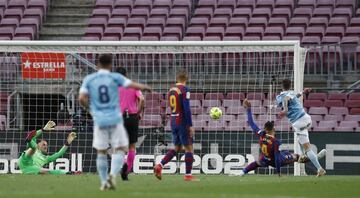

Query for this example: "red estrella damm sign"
[21,52,66,79]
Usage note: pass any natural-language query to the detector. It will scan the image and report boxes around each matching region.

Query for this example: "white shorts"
[292,113,312,145]
[93,123,129,150]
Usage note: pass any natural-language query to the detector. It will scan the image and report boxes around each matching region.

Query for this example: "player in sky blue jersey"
[154,70,197,182]
[79,54,151,191]
[276,79,326,177]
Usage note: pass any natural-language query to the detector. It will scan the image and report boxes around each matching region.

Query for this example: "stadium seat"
[226,106,246,115]
[328,17,349,28]
[114,0,132,9]
[107,18,127,29]
[166,17,186,30]
[96,0,114,9]
[223,100,242,108]
[328,93,347,100]
[308,17,328,28]
[217,0,236,9]
[213,8,232,19]
[190,93,204,100]
[324,114,343,122]
[275,0,294,9]
[205,93,224,100]
[145,93,163,101]
[28,0,48,14]
[333,8,353,20]
[329,107,349,115]
[334,121,359,132]
[226,119,247,131]
[209,17,229,28]
[226,92,245,100]
[304,100,323,108]
[237,0,256,10]
[307,93,327,101]
[8,0,27,11]
[349,93,360,100]
[317,0,335,8]
[312,8,332,19]
[314,120,337,132]
[147,17,166,29]
[233,8,252,19]
[345,100,360,108]
[336,0,356,9]
[203,100,221,108]
[252,8,271,19]
[350,108,360,115]
[309,107,328,115]
[268,17,288,28]
[293,8,313,19]
[323,100,343,107]
[285,27,305,38]
[344,115,360,121]
[112,8,131,18]
[288,17,309,28]
[1,18,19,29]
[23,8,44,23]
[311,114,323,122]
[88,17,108,30]
[92,9,111,20]
[153,0,172,10]
[298,0,316,9]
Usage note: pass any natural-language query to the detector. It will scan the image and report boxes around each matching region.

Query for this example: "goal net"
[0,41,306,175]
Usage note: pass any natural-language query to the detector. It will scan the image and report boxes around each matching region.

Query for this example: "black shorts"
[123,114,139,144]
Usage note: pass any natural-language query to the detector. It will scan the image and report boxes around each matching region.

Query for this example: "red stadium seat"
[309,107,328,115]
[349,93,360,100]
[329,107,349,115]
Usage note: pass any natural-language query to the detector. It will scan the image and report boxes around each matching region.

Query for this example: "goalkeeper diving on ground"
[231,99,326,177]
[18,120,80,175]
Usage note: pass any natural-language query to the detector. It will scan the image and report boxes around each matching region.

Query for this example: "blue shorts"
[259,151,295,167]
[171,124,193,146]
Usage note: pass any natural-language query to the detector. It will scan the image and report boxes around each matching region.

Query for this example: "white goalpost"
[0,41,306,176]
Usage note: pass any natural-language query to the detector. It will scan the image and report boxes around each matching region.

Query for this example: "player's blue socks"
[185,152,194,175]
[243,161,259,174]
[306,149,322,171]
[161,149,176,166]
[96,153,108,185]
[110,151,125,176]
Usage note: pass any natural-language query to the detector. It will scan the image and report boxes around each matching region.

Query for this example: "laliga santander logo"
[21,52,66,79]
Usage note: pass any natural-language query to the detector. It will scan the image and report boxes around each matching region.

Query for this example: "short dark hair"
[176,70,188,82]
[98,54,112,68]
[282,79,291,90]
[264,121,274,131]
[116,67,127,76]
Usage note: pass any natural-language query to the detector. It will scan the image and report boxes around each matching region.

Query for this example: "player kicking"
[235,99,326,177]
[79,54,151,191]
[277,79,326,177]
[154,70,197,181]
[18,120,78,175]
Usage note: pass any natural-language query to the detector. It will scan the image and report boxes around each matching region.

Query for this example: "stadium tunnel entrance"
[22,94,66,132]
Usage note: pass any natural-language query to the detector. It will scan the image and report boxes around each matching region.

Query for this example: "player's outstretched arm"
[128,82,152,92]
[45,132,77,163]
[243,99,261,134]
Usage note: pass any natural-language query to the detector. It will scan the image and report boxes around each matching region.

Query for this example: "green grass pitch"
[1,174,360,198]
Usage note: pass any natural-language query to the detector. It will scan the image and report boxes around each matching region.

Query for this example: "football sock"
[160,149,177,166]
[110,150,125,176]
[243,161,260,174]
[306,149,322,171]
[185,152,194,175]
[126,150,135,173]
[96,153,108,185]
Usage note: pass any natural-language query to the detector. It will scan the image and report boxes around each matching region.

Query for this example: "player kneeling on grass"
[18,120,79,175]
[154,70,197,181]
[235,99,326,177]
